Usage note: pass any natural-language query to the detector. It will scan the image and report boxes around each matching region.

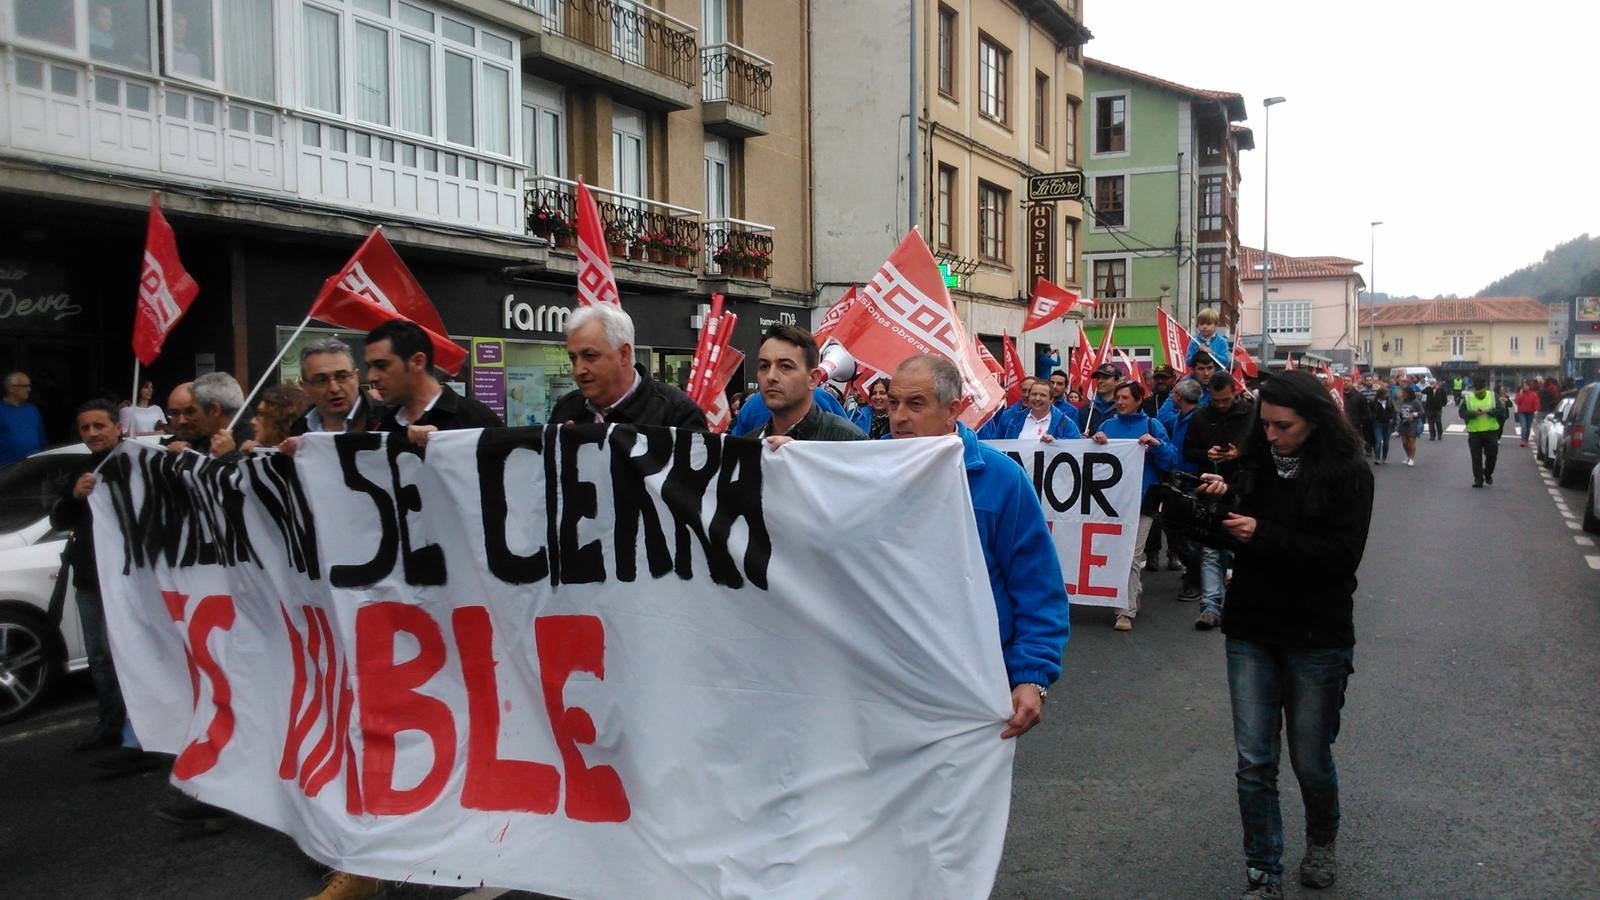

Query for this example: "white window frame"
[1090,171,1129,231]
[1393,336,1404,355]
[1509,335,1520,355]
[1265,299,1313,341]
[164,0,224,88]
[1088,253,1132,300]
[1537,335,1547,355]
[1090,89,1130,159]
[977,33,1007,124]
[704,134,730,220]
[612,102,648,200]
[1450,334,1466,357]
[521,74,565,178]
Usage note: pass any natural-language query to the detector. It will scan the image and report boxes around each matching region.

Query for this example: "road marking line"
[458,889,508,899]
[1588,556,1600,570]
[1576,536,1594,546]
[1562,509,1578,519]
[0,715,92,746]
[1549,488,1563,494]
[1567,520,1582,529]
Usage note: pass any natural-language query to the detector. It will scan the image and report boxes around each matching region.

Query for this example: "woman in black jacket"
[1367,386,1395,464]
[1198,371,1374,900]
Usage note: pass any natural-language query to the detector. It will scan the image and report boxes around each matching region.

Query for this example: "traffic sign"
[1027,171,1084,202]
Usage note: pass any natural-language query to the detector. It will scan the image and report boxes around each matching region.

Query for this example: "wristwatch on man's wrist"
[1025,683,1048,702]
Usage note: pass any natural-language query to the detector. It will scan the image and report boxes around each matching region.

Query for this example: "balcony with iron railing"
[701,43,772,138]
[525,175,702,271]
[703,217,774,280]
[521,0,699,111]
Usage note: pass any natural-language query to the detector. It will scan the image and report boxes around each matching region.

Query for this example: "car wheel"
[0,607,62,724]
[1560,455,1585,489]
[1586,481,1600,534]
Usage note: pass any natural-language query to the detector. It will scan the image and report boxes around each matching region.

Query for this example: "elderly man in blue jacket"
[887,354,1070,738]
[979,378,1084,442]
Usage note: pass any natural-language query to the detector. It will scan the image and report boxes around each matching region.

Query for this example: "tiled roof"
[1358,297,1552,326]
[1086,58,1246,119]
[1240,248,1366,282]
[1231,124,1256,150]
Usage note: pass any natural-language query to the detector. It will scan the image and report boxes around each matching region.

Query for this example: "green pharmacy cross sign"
[939,262,959,288]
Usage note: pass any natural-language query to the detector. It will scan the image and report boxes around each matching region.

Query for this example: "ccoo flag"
[575,179,621,308]
[132,193,200,366]
[1023,278,1087,332]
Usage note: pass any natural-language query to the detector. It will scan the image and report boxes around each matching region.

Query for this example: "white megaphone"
[813,341,858,386]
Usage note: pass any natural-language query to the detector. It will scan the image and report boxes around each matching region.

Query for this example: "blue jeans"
[1371,421,1390,460]
[1517,411,1534,442]
[73,587,127,740]
[1226,638,1354,877]
[1200,546,1227,618]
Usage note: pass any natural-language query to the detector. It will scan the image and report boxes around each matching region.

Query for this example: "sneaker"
[1176,588,1202,602]
[1405,458,1415,467]
[1472,481,1483,488]
[155,795,231,833]
[1166,553,1184,572]
[1113,614,1133,631]
[1241,868,1284,900]
[1195,610,1220,630]
[305,871,383,900]
[1484,473,1493,485]
[90,747,164,778]
[1299,839,1338,888]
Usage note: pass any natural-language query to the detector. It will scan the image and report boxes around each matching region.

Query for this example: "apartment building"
[1078,58,1250,372]
[0,0,809,438]
[1238,248,1364,373]
[1359,297,1561,383]
[811,0,1091,376]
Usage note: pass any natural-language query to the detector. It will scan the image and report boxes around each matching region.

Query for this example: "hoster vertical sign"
[1028,205,1054,285]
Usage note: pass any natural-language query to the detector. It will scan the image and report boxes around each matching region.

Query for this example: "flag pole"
[227,313,313,432]
[130,358,141,418]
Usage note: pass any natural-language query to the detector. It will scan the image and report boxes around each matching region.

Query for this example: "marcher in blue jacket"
[888,354,1070,738]
[1089,379,1181,631]
[732,384,847,436]
[1185,307,1231,370]
[848,379,893,440]
[980,380,1083,441]
[1076,363,1121,433]
[1157,377,1205,602]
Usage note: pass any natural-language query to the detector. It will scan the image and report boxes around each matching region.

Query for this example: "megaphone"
[813,341,857,386]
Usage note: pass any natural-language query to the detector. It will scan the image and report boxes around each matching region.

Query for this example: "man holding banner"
[755,324,864,445]
[366,320,502,443]
[549,304,707,429]
[888,354,1070,736]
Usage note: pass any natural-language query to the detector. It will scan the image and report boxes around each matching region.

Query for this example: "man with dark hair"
[548,304,706,429]
[1183,371,1257,630]
[887,354,1070,739]
[366,319,501,444]
[757,324,863,445]
[1049,369,1072,415]
[1077,364,1121,433]
[1142,364,1177,418]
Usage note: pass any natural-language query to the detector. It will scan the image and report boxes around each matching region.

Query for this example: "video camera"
[1157,471,1236,549]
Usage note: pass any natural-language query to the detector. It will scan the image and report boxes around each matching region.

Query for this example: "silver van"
[1554,382,1600,487]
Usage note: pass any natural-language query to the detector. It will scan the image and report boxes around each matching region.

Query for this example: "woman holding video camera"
[1196,370,1374,900]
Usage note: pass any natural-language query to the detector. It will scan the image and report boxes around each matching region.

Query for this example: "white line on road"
[0,714,93,746]
[1586,556,1600,570]
[1549,488,1564,495]
[1567,520,1582,529]
[457,889,508,899]
[1561,509,1577,519]
[1575,536,1594,546]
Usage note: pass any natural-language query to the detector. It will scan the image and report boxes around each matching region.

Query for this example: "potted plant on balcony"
[604,221,634,259]
[528,208,576,249]
[641,230,670,264]
[713,244,745,277]
[746,247,771,280]
[675,240,701,270]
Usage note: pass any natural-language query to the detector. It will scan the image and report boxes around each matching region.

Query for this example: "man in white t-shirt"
[117,379,166,436]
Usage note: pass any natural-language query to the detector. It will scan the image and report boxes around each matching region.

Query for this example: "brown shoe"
[305,871,382,900]
[1195,611,1220,631]
[1113,614,1133,631]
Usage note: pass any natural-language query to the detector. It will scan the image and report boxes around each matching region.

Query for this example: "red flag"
[975,338,1005,380]
[695,311,738,408]
[1000,332,1027,405]
[1024,277,1087,332]
[1233,340,1260,378]
[687,294,727,405]
[702,347,745,433]
[575,179,620,308]
[1092,313,1119,370]
[1115,348,1146,392]
[829,231,1004,428]
[1072,322,1097,394]
[1328,377,1347,413]
[132,193,199,366]
[1156,307,1193,373]
[813,284,858,345]
[1285,354,1297,371]
[308,227,467,374]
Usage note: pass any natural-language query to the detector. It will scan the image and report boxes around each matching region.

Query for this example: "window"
[521,76,564,177]
[1092,259,1126,299]
[937,5,956,97]
[1509,335,1520,354]
[397,36,433,135]
[15,1,75,49]
[1093,175,1124,227]
[1034,71,1048,148]
[612,104,647,199]
[354,21,391,125]
[444,51,474,145]
[224,0,274,100]
[978,181,1007,262]
[1199,175,1224,232]
[1265,300,1313,339]
[1065,97,1079,164]
[1095,94,1126,154]
[978,34,1007,123]
[705,135,730,220]
[1063,216,1078,282]
[303,5,341,113]
[1198,251,1222,303]
[89,0,153,71]
[480,64,510,155]
[1537,336,1547,354]
[168,0,216,81]
[1394,337,1405,355]
[936,165,956,251]
[1450,335,1466,356]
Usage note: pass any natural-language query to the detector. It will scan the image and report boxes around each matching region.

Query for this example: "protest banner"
[91,432,1017,899]
[983,438,1146,609]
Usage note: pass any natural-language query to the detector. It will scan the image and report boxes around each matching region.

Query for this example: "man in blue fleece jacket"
[887,354,1070,738]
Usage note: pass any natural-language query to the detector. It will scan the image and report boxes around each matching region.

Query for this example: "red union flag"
[812,284,858,344]
[1156,307,1192,373]
[308,227,467,374]
[132,193,200,366]
[701,347,745,434]
[1092,313,1119,370]
[1233,340,1260,378]
[1000,332,1027,404]
[1071,322,1096,393]
[575,179,620,308]
[829,231,1003,428]
[1024,278,1086,332]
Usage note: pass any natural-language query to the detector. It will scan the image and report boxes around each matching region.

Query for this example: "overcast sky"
[1083,0,1600,298]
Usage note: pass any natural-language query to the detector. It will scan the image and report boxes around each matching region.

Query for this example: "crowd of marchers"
[6,304,1390,900]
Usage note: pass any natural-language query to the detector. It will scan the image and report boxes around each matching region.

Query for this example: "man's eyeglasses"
[303,370,357,388]
[1093,372,1117,379]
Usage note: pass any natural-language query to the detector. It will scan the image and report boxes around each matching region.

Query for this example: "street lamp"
[1368,221,1383,375]
[1260,96,1286,369]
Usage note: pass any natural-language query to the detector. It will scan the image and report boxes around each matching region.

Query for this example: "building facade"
[810,0,1091,377]
[1359,297,1562,383]
[1078,58,1250,372]
[1237,248,1364,373]
[0,0,811,439]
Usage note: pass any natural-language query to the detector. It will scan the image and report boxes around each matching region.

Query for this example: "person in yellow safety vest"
[1460,381,1506,488]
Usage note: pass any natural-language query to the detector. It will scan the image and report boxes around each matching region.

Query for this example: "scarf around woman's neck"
[1270,446,1303,480]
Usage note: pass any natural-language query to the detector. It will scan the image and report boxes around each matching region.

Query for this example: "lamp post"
[1260,96,1286,368]
[1368,221,1383,375]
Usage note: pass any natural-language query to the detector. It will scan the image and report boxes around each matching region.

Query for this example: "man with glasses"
[163,382,199,447]
[280,339,378,454]
[0,370,46,465]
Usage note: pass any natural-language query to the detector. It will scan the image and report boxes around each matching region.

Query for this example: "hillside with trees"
[1481,234,1600,301]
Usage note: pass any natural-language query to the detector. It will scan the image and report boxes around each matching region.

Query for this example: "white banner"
[91,430,1016,899]
[983,439,1146,609]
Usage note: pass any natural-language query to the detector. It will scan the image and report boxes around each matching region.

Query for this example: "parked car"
[1586,461,1600,534]
[0,443,91,724]
[1553,383,1600,488]
[1537,392,1577,466]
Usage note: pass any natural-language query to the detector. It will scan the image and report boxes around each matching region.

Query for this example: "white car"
[0,444,91,723]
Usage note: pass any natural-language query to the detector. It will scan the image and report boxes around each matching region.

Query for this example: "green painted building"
[1077,59,1252,371]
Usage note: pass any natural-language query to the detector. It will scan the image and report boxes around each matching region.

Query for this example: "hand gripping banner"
[90,433,1017,899]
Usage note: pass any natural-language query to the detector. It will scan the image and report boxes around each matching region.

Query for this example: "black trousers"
[1426,410,1444,439]
[1468,431,1499,483]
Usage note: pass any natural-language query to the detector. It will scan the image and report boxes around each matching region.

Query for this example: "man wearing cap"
[1142,364,1177,418]
[1076,363,1121,434]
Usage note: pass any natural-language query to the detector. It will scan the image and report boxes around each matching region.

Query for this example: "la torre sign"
[1026,171,1084,203]
[503,295,571,333]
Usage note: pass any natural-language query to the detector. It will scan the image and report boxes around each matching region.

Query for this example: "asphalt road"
[2,431,1596,899]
